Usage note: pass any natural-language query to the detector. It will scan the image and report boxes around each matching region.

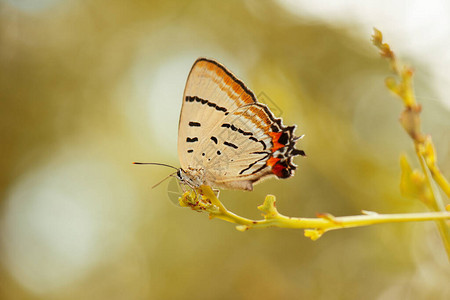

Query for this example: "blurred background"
[1,0,449,299]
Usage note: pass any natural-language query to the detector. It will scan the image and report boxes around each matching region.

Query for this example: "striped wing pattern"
[178,58,305,191]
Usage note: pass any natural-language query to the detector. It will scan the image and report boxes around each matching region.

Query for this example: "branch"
[372,28,450,258]
[178,185,450,241]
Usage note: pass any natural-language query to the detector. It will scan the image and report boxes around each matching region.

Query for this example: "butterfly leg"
[179,183,187,193]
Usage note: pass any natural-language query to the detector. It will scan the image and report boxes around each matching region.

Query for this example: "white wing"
[178,58,257,170]
[177,58,305,191]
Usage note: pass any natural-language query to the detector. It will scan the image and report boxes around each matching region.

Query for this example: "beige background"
[1,0,449,299]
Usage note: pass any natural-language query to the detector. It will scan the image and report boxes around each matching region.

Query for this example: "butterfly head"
[176,167,205,189]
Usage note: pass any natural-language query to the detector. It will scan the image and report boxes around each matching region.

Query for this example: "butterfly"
[174,58,305,191]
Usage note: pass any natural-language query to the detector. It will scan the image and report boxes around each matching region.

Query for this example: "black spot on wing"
[187,149,194,153]
[186,137,198,143]
[278,132,289,145]
[250,164,267,175]
[249,137,266,150]
[185,96,228,114]
[210,136,218,144]
[239,154,270,175]
[239,129,253,136]
[188,121,201,127]
[292,149,306,156]
[251,151,270,155]
[259,140,267,150]
[239,164,253,175]
[222,123,253,137]
[224,141,238,149]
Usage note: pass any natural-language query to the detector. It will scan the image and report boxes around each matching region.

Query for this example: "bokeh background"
[1,0,449,299]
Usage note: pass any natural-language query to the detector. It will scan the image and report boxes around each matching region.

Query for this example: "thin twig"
[372,28,450,259]
[178,185,450,241]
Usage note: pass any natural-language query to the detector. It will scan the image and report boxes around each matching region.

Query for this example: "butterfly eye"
[176,169,182,180]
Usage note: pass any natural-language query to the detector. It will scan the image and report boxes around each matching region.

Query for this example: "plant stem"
[183,186,450,240]
[372,28,450,259]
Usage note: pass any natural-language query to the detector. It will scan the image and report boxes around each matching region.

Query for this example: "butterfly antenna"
[132,162,179,171]
[151,171,177,189]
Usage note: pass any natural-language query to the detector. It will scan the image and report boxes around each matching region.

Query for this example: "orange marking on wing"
[269,132,284,151]
[231,79,242,94]
[213,75,246,106]
[241,93,252,104]
[267,156,280,167]
[271,163,286,178]
[200,61,254,106]
[234,110,269,131]
[249,106,270,125]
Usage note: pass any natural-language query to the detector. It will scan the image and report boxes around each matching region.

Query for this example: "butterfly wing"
[199,103,304,190]
[178,58,256,170]
[178,58,305,191]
